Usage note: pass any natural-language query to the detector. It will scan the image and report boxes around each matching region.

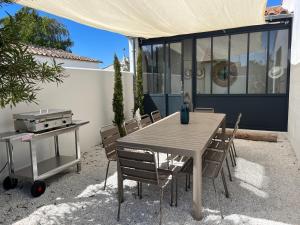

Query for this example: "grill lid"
[13,109,72,120]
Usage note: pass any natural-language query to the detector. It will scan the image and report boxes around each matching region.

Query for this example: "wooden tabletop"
[117,112,225,157]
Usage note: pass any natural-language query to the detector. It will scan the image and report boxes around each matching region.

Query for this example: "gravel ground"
[0,133,300,225]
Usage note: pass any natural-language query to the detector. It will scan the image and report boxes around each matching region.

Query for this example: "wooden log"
[225,129,278,142]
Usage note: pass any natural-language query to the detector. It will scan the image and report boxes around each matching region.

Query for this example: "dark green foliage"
[134,50,144,115]
[1,7,73,51]
[0,0,13,5]
[0,4,65,108]
[112,54,125,136]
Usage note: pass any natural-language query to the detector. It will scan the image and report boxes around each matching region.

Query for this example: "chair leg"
[159,188,163,225]
[157,153,160,166]
[232,141,237,157]
[221,169,229,198]
[185,174,188,192]
[167,153,170,169]
[170,178,174,206]
[230,146,237,166]
[139,182,143,199]
[137,182,140,196]
[175,176,178,207]
[188,174,191,189]
[117,181,122,221]
[225,157,232,182]
[212,179,224,219]
[228,148,235,167]
[103,160,110,190]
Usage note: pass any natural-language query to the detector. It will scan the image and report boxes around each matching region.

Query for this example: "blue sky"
[0,0,282,68]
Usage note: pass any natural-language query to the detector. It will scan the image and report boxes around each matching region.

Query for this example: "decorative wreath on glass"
[212,61,238,87]
[197,67,206,80]
[268,66,284,79]
[184,69,192,80]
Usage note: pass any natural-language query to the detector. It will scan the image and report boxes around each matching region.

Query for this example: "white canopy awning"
[17,0,267,39]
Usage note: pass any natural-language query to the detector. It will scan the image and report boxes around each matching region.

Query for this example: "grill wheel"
[3,176,18,190]
[31,180,46,197]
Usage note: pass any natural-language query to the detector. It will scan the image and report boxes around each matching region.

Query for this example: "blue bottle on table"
[180,102,190,124]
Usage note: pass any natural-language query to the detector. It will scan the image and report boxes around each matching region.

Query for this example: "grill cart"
[0,109,89,197]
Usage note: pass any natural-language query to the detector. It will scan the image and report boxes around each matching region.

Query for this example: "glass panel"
[153,44,164,94]
[212,36,229,94]
[268,29,288,94]
[170,42,182,94]
[230,34,248,94]
[183,39,193,107]
[196,38,211,94]
[165,44,171,94]
[142,45,152,94]
[248,31,268,94]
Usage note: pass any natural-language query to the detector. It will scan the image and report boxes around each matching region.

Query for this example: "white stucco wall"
[0,68,133,181]
[287,64,300,162]
[34,55,100,69]
[283,0,300,165]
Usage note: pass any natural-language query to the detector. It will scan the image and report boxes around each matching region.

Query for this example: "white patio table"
[116,111,226,220]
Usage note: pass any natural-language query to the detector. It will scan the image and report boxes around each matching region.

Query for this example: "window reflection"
[153,44,164,94]
[212,36,229,94]
[196,38,211,94]
[248,32,268,94]
[230,34,248,94]
[268,29,288,94]
[142,45,152,94]
[183,39,193,106]
[170,42,182,94]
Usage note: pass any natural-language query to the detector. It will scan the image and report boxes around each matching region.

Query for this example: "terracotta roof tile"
[26,45,101,63]
[265,6,289,16]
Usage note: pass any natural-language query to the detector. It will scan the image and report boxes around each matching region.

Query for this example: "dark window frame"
[140,20,291,98]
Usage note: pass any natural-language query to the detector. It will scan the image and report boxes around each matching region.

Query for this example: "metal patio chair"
[181,141,230,219]
[124,119,140,135]
[116,145,173,225]
[213,113,242,167]
[140,114,152,128]
[205,114,242,181]
[151,110,162,122]
[124,118,145,198]
[123,117,182,205]
[194,107,215,113]
[100,124,120,190]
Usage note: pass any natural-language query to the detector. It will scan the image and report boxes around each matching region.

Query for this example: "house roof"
[265,6,289,16]
[26,45,102,63]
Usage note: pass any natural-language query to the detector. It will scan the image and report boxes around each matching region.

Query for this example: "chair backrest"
[116,145,159,185]
[151,110,162,122]
[124,119,140,135]
[232,113,242,140]
[194,107,215,113]
[140,114,152,128]
[100,125,120,160]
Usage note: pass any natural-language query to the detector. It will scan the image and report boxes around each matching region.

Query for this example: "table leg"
[222,117,226,142]
[192,151,203,220]
[29,141,38,181]
[54,135,60,156]
[75,129,81,173]
[6,141,14,176]
[117,162,124,202]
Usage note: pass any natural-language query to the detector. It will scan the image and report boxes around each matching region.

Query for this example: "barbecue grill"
[13,109,73,132]
[0,109,88,197]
